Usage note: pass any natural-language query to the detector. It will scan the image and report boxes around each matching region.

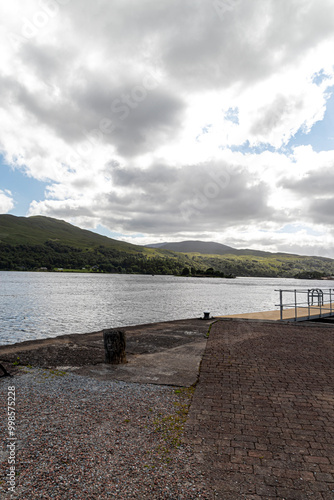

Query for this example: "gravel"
[0,368,212,499]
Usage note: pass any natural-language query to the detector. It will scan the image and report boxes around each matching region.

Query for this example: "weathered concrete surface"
[0,319,211,386]
[82,341,207,386]
[184,319,334,499]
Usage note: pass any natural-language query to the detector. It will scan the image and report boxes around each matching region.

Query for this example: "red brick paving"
[184,319,334,499]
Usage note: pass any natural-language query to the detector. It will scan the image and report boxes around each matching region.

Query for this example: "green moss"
[152,386,195,464]
[12,356,20,366]
[206,320,218,338]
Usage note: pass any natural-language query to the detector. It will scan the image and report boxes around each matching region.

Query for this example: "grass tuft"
[152,386,195,464]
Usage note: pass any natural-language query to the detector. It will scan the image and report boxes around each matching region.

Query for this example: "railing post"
[330,289,332,316]
[277,287,333,322]
[279,290,283,320]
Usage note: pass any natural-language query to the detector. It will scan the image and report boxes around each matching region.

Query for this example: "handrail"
[275,288,334,321]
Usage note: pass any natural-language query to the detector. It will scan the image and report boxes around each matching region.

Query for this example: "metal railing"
[275,288,334,321]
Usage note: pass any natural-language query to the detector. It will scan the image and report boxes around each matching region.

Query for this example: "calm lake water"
[0,272,332,345]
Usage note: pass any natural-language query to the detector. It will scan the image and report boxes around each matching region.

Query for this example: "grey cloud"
[6,0,334,159]
[266,0,334,62]
[250,95,303,136]
[107,89,184,157]
[280,167,334,196]
[110,0,334,89]
[112,164,173,187]
[0,74,85,142]
[76,81,184,157]
[93,161,279,234]
[308,198,334,225]
[70,178,98,190]
[58,0,334,94]
[2,62,184,157]
[279,167,334,226]
[19,43,73,82]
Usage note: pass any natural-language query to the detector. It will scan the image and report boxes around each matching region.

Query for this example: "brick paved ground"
[184,319,334,499]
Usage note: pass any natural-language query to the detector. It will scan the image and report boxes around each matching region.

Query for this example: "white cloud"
[0,190,14,213]
[1,0,334,256]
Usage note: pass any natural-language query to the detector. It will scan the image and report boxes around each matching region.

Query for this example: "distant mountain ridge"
[1,215,334,278]
[147,240,236,254]
[0,215,328,260]
[147,240,298,258]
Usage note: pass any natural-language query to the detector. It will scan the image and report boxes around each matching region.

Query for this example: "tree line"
[1,241,334,278]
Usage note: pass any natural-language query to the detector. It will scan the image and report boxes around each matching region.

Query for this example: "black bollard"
[103,329,127,364]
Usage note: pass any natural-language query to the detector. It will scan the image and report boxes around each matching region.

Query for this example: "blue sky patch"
[224,107,239,125]
[312,69,331,86]
[0,156,48,216]
[287,86,334,152]
[277,224,323,236]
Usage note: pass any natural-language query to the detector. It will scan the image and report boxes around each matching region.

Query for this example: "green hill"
[147,240,334,278]
[0,214,145,253]
[0,214,192,275]
[1,215,334,278]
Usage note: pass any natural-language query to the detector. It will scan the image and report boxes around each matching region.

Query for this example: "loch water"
[0,271,332,345]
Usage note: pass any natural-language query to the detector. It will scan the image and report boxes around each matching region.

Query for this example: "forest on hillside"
[1,241,334,279]
[0,242,229,277]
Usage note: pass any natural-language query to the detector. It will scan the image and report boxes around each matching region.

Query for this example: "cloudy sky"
[1,0,334,256]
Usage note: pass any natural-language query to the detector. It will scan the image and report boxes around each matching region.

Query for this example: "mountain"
[147,240,237,255]
[0,214,189,274]
[147,240,297,258]
[0,214,144,253]
[1,215,334,278]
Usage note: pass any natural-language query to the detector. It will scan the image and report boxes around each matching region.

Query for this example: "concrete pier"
[219,303,334,322]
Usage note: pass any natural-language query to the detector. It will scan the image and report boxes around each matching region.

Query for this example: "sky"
[1,0,334,257]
